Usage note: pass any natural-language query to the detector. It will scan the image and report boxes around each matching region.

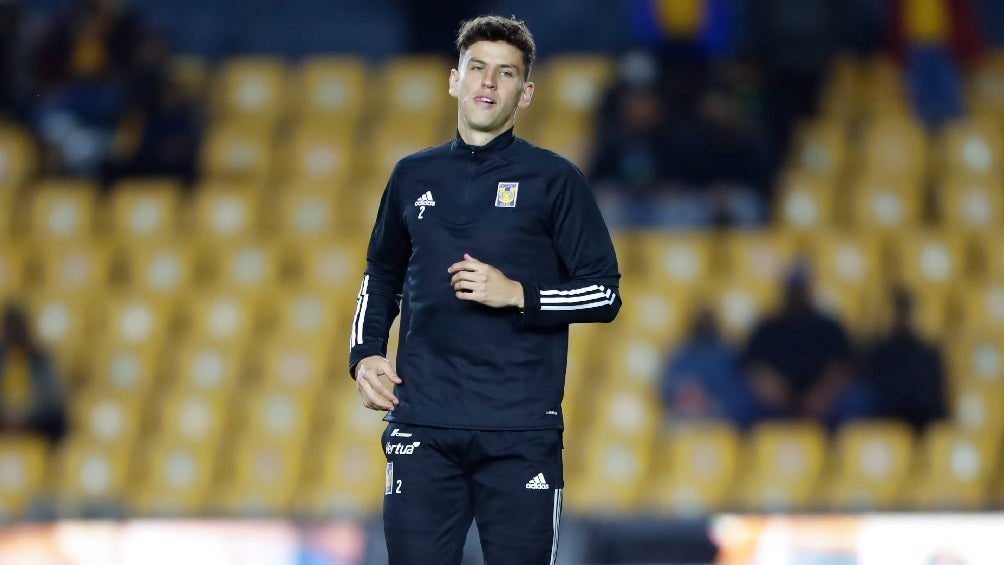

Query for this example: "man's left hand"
[448,253,524,309]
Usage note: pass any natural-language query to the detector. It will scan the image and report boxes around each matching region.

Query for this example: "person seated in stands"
[0,304,66,444]
[659,307,758,429]
[741,263,873,429]
[862,288,947,432]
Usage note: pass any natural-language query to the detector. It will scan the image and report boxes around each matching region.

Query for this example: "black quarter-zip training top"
[349,128,622,430]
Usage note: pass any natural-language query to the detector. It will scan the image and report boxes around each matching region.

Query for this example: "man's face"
[449,40,533,139]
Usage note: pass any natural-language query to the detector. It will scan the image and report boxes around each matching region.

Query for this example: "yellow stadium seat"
[824,420,914,511]
[199,122,274,181]
[857,56,912,118]
[282,125,355,187]
[958,282,1004,333]
[722,230,801,286]
[601,333,669,390]
[818,56,859,119]
[192,185,261,240]
[109,178,182,240]
[54,435,131,511]
[212,56,287,123]
[952,379,1004,436]
[120,239,197,298]
[810,231,883,291]
[381,56,450,125]
[774,171,836,231]
[127,439,215,516]
[294,56,366,126]
[28,179,98,242]
[184,290,259,346]
[208,239,282,295]
[636,231,714,290]
[255,339,331,396]
[0,244,26,299]
[533,55,612,125]
[948,333,1004,386]
[36,241,112,295]
[733,421,827,512]
[787,119,847,177]
[167,337,244,397]
[275,182,342,239]
[979,230,1004,280]
[905,423,998,510]
[0,123,36,191]
[869,286,951,342]
[154,390,229,447]
[239,385,314,444]
[705,278,777,342]
[646,423,739,515]
[97,293,173,350]
[526,117,594,170]
[270,288,345,345]
[938,118,1004,178]
[85,342,160,398]
[851,173,923,232]
[593,387,661,439]
[965,53,1004,118]
[326,386,388,443]
[892,231,967,293]
[565,439,651,515]
[368,118,442,179]
[613,281,692,346]
[0,190,12,238]
[811,279,867,333]
[70,392,142,446]
[25,291,92,377]
[0,435,48,520]
[858,117,928,181]
[213,436,304,515]
[938,174,1003,233]
[295,439,385,518]
[292,240,365,291]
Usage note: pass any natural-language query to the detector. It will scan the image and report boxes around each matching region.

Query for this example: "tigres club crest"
[495,182,519,207]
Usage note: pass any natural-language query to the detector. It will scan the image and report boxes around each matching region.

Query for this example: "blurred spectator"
[886,0,984,129]
[590,66,671,197]
[28,0,153,175]
[742,263,873,430]
[739,0,840,176]
[0,0,20,117]
[0,304,66,444]
[659,307,758,429]
[862,288,947,432]
[103,36,200,184]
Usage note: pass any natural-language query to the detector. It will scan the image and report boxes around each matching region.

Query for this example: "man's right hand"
[354,355,402,411]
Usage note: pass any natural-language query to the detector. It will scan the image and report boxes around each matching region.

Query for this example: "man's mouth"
[474,96,496,105]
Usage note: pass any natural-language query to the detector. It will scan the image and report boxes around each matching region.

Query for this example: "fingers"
[355,358,401,411]
[358,376,397,411]
[447,253,485,274]
[450,270,488,286]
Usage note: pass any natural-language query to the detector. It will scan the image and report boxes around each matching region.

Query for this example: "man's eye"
[472,65,484,71]
[500,71,513,78]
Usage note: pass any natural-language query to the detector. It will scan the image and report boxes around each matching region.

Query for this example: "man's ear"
[448,69,459,98]
[518,82,534,109]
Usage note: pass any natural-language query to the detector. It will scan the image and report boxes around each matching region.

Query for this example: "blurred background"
[0,0,1003,563]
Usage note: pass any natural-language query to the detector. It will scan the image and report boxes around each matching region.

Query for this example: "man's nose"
[481,73,495,88]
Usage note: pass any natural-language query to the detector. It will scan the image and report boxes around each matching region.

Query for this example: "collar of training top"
[451,127,516,154]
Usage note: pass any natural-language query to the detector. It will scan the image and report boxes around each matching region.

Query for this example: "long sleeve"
[348,172,411,378]
[517,166,621,328]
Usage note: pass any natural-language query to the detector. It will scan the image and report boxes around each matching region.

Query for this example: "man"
[863,288,946,432]
[348,15,622,565]
[742,263,871,430]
